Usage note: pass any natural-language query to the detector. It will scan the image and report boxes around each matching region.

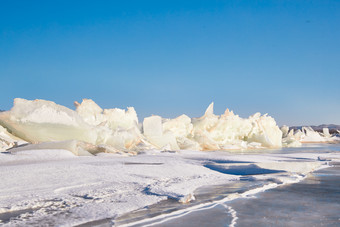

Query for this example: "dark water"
[115,165,340,226]
[152,165,340,227]
[228,165,340,227]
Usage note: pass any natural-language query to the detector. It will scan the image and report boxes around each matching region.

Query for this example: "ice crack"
[222,203,238,227]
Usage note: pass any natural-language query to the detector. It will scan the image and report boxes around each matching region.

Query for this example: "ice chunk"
[162,114,198,150]
[103,107,139,131]
[74,99,141,148]
[193,131,220,150]
[323,128,331,138]
[282,137,302,147]
[175,136,200,150]
[105,127,142,150]
[7,140,134,156]
[179,193,195,204]
[204,102,214,116]
[143,116,163,137]
[294,129,304,141]
[280,126,302,147]
[191,103,221,150]
[280,125,289,138]
[0,125,27,151]
[0,98,97,144]
[192,102,219,133]
[301,127,326,143]
[298,126,340,143]
[163,114,193,138]
[75,98,140,132]
[247,114,282,148]
[143,116,180,150]
[147,131,180,151]
[75,99,143,151]
[74,99,105,126]
[8,140,95,156]
[191,103,282,149]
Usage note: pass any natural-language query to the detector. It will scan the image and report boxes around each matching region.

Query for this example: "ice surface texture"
[1,147,338,226]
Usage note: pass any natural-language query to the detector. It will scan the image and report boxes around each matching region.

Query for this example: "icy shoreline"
[2,98,339,155]
[1,145,340,226]
[0,98,339,226]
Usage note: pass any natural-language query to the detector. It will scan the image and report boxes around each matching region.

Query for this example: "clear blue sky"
[1,0,339,126]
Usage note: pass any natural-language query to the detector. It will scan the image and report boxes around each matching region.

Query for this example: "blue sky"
[1,0,339,126]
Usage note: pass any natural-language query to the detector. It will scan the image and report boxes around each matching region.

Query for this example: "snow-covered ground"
[1,145,340,226]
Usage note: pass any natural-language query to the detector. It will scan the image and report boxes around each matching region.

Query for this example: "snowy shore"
[1,145,340,226]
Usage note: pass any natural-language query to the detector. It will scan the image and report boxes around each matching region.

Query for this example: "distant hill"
[289,124,340,134]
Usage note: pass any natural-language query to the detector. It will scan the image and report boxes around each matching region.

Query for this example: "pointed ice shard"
[204,102,214,116]
[222,108,234,117]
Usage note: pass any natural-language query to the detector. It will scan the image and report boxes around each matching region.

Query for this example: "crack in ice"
[221,203,238,227]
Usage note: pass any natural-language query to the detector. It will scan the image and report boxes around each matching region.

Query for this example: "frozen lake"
[115,144,340,227]
[145,164,340,227]
[1,144,340,226]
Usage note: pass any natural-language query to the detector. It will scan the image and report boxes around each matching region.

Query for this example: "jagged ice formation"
[0,98,338,155]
